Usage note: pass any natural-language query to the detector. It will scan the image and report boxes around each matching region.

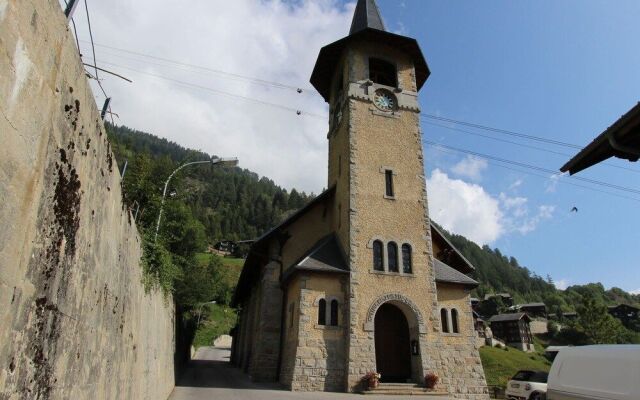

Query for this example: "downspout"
[275,232,289,382]
[608,132,640,159]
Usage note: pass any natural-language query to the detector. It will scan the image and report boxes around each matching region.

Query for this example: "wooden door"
[374,303,411,382]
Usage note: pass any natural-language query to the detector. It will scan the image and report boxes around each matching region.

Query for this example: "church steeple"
[310,0,430,102]
[349,0,386,34]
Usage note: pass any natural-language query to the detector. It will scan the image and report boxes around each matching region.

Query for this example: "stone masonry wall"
[286,275,347,392]
[0,1,174,399]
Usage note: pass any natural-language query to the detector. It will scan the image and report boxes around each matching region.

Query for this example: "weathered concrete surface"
[0,1,174,399]
[171,347,450,400]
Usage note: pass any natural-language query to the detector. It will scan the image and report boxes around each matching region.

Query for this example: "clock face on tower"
[373,89,396,112]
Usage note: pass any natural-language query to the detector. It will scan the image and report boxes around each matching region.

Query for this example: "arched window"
[401,244,412,274]
[373,240,384,271]
[318,299,327,325]
[330,300,339,326]
[388,242,398,272]
[369,58,397,87]
[441,308,449,333]
[451,309,459,333]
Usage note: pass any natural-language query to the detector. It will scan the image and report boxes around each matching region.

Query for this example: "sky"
[65,0,640,293]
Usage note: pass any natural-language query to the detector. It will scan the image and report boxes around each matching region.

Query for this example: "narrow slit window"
[387,242,398,272]
[385,170,394,197]
[330,300,339,326]
[451,309,459,333]
[373,240,384,271]
[402,244,412,274]
[441,308,449,333]
[318,299,327,325]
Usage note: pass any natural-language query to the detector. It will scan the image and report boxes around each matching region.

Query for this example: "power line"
[79,40,317,96]
[422,114,582,149]
[93,60,327,120]
[423,140,640,195]
[424,120,640,174]
[426,145,640,203]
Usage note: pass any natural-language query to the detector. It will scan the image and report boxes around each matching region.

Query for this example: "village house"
[608,304,640,329]
[488,313,535,352]
[230,0,488,398]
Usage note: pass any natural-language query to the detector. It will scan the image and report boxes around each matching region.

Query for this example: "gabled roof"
[608,304,640,311]
[434,259,478,288]
[252,185,335,248]
[232,186,336,306]
[489,313,530,323]
[281,234,349,284]
[519,303,547,308]
[561,102,640,175]
[430,223,475,273]
[350,0,385,34]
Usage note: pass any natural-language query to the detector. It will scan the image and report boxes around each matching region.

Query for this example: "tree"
[574,296,635,344]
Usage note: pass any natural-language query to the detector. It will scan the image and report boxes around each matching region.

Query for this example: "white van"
[547,345,640,400]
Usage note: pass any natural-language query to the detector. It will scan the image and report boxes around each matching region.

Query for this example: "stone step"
[363,384,449,396]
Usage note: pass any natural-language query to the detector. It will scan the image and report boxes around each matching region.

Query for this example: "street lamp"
[154,156,238,241]
[197,301,217,328]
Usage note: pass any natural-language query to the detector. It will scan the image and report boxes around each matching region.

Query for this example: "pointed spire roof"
[350,0,386,34]
[310,0,431,102]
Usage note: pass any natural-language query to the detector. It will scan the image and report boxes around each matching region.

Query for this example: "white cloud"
[69,0,356,194]
[427,169,504,245]
[450,155,488,181]
[555,279,570,290]
[509,179,523,190]
[428,169,555,245]
[631,289,640,295]
[546,173,565,193]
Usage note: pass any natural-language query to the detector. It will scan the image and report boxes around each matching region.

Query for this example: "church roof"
[350,0,386,34]
[310,0,430,102]
[281,234,349,284]
[430,223,475,273]
[433,259,478,288]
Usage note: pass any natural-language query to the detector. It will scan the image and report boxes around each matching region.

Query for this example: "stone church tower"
[232,1,489,398]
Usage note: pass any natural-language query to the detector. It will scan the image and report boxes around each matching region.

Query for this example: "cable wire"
[423,120,640,174]
[423,140,640,195]
[95,60,327,120]
[426,145,640,203]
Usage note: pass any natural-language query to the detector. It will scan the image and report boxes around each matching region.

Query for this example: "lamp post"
[197,301,217,328]
[154,157,238,241]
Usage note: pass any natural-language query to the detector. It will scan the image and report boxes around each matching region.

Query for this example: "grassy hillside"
[479,344,551,388]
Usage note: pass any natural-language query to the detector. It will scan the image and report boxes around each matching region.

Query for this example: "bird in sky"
[570,207,578,213]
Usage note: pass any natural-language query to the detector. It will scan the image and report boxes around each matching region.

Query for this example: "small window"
[451,309,459,333]
[369,58,397,87]
[330,300,339,326]
[387,242,398,272]
[441,308,449,333]
[373,240,384,271]
[318,299,327,325]
[401,244,412,273]
[384,170,394,197]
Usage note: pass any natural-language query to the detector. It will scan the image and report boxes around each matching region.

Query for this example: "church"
[231,0,489,398]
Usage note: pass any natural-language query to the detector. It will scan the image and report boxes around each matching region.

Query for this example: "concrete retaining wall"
[0,1,174,399]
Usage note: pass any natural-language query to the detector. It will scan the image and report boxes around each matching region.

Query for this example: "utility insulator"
[100,97,112,121]
[64,0,80,19]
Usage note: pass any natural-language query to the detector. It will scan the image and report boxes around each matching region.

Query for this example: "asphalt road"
[168,346,445,400]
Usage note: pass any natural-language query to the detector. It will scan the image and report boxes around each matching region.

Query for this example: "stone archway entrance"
[374,303,411,383]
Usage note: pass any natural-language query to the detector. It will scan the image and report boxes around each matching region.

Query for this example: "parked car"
[547,345,640,400]
[505,370,548,400]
